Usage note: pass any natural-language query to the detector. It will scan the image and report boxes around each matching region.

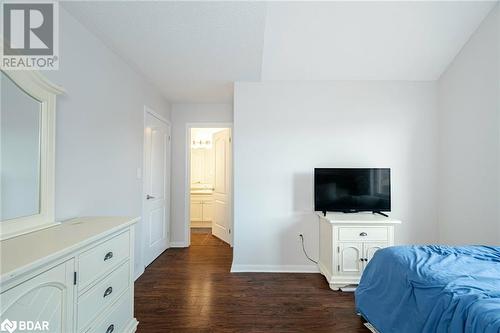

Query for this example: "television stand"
[372,211,389,217]
[317,212,401,290]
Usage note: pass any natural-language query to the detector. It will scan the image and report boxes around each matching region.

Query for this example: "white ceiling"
[62,1,497,103]
[261,1,497,81]
[62,1,267,103]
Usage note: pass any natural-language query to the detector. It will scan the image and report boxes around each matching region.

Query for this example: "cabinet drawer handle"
[106,324,114,333]
[103,286,113,298]
[104,252,114,261]
[359,232,368,237]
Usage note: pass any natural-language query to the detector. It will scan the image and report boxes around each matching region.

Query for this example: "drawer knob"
[104,252,114,261]
[103,286,113,298]
[106,324,114,333]
[359,232,368,237]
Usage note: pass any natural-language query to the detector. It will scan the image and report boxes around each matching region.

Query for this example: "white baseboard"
[190,222,212,228]
[230,264,320,273]
[169,241,188,248]
[124,318,139,333]
[134,265,145,281]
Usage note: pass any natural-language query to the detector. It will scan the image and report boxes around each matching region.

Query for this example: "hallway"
[134,231,367,332]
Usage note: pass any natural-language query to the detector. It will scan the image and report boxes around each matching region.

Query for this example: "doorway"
[142,108,171,267]
[187,126,232,246]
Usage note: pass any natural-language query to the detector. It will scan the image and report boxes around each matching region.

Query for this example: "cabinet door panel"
[338,242,363,275]
[202,202,213,222]
[364,242,387,266]
[190,200,203,222]
[0,260,74,333]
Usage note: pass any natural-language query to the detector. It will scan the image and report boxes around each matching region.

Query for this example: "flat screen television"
[314,168,391,214]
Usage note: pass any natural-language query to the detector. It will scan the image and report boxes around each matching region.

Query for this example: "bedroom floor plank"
[135,231,368,332]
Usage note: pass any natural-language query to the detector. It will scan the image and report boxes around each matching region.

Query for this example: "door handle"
[146,194,155,200]
[359,232,368,237]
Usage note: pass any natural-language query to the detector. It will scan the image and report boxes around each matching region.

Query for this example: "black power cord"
[299,234,318,264]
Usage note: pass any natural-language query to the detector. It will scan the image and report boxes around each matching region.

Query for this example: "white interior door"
[143,111,170,266]
[212,129,232,245]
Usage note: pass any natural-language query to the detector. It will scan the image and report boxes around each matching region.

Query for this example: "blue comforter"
[355,246,500,333]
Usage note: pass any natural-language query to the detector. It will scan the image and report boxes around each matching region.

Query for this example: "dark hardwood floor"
[135,230,368,332]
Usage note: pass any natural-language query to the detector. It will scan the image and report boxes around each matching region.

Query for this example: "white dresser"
[0,217,139,333]
[318,212,401,290]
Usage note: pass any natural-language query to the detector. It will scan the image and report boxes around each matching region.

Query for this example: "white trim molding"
[0,70,64,240]
[184,122,233,247]
[134,266,145,281]
[169,241,189,248]
[230,264,320,273]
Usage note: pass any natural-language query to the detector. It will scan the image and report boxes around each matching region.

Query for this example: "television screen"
[314,168,391,213]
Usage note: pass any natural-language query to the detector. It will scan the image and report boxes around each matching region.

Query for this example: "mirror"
[1,72,42,221]
[0,69,63,240]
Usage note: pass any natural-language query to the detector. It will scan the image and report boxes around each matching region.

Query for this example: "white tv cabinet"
[318,212,401,290]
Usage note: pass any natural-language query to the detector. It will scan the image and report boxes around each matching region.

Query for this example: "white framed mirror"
[0,70,64,240]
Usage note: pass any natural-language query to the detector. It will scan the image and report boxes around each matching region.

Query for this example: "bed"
[355,245,500,333]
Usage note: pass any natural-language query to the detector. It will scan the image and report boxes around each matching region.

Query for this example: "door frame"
[185,122,233,247]
[139,106,171,279]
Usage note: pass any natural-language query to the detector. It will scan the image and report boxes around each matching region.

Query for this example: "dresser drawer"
[78,261,130,331]
[87,288,132,333]
[338,227,388,241]
[78,231,130,290]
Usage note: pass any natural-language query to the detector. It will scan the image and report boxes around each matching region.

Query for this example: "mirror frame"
[0,69,64,240]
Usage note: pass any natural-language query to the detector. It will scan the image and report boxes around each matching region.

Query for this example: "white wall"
[170,104,233,245]
[233,81,439,271]
[44,8,171,278]
[438,5,500,245]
